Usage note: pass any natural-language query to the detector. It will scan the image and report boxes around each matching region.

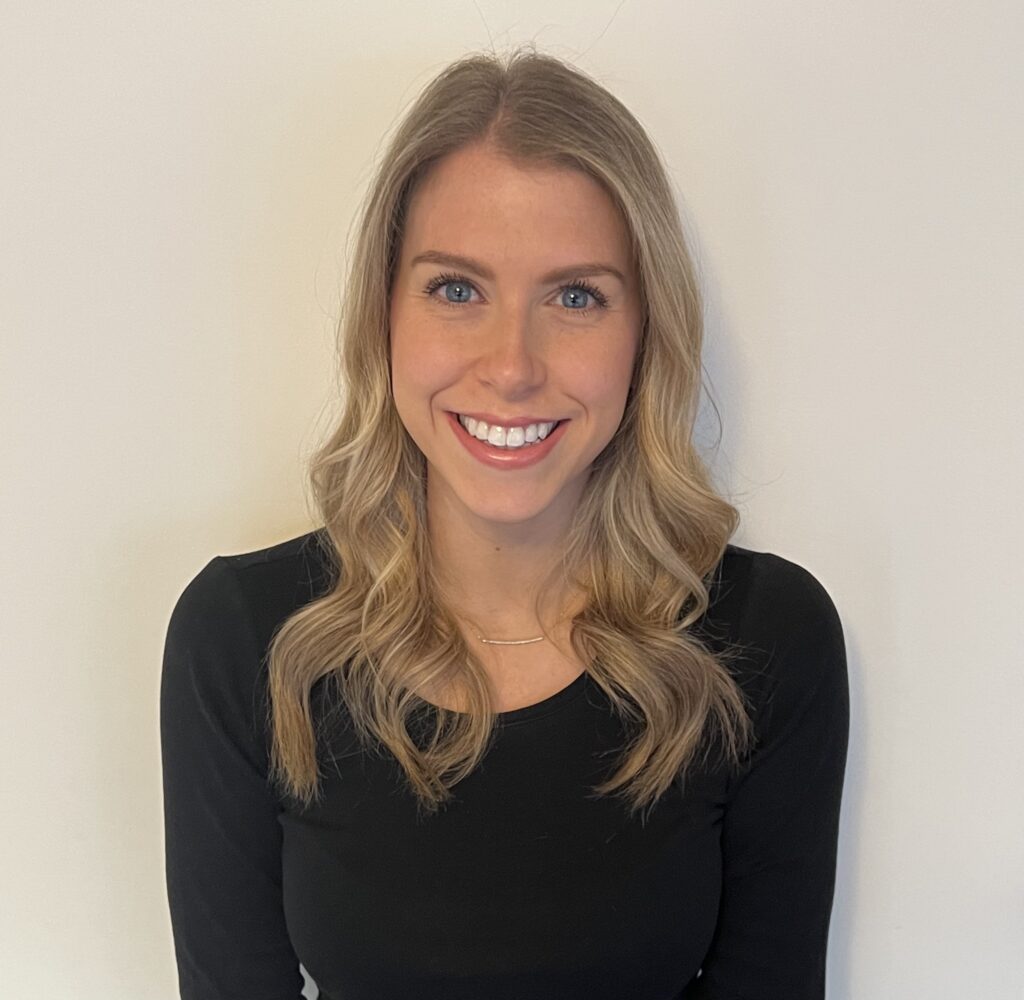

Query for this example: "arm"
[160,556,305,1000]
[686,555,850,999]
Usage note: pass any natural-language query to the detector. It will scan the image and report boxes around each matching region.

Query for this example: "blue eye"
[422,272,478,305]
[422,271,609,316]
[561,286,596,310]
[442,279,473,303]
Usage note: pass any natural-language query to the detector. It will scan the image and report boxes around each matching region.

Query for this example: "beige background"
[2,2,1021,997]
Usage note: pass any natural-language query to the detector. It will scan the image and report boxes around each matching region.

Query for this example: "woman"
[160,46,849,1000]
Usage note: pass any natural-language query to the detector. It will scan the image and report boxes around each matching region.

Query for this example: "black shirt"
[160,529,848,999]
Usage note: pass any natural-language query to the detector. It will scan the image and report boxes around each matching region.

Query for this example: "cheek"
[388,308,423,419]
[573,338,638,410]
[389,318,464,413]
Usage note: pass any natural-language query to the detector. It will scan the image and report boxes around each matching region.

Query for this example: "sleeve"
[685,555,850,1000]
[160,555,306,1000]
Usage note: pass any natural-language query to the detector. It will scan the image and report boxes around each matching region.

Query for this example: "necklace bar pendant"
[476,635,546,646]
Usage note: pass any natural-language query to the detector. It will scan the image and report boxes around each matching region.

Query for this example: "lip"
[452,411,561,428]
[446,410,568,470]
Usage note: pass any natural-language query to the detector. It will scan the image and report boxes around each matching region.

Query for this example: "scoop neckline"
[414,669,589,726]
[497,668,589,724]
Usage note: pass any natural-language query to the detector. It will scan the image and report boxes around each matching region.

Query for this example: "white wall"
[2,3,1021,997]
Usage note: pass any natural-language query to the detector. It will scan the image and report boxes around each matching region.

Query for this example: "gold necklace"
[468,599,581,646]
[471,629,546,646]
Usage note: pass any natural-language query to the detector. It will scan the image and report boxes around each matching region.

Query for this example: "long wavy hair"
[266,44,753,820]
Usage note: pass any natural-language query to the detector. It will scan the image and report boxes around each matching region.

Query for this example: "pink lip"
[447,411,568,470]
[451,411,561,428]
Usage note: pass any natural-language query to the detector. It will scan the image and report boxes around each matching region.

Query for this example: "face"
[388,141,642,536]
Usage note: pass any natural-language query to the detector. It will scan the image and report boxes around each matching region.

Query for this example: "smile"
[446,411,569,469]
[456,414,561,450]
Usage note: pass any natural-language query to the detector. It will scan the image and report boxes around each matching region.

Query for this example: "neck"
[426,480,583,637]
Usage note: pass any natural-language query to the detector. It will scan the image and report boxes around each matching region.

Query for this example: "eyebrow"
[409,250,627,286]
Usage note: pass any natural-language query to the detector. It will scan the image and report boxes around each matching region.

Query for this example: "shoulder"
[162,528,336,748]
[712,544,844,650]
[217,525,335,596]
[175,527,337,653]
[702,543,849,744]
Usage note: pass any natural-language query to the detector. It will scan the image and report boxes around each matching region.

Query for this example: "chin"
[461,497,555,526]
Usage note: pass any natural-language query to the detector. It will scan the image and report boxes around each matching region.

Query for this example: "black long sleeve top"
[160,529,849,1000]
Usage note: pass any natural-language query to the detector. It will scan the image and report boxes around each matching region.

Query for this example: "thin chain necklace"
[467,599,578,646]
[471,629,546,646]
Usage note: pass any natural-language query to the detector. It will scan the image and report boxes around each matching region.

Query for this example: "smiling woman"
[160,43,848,1000]
[389,141,642,538]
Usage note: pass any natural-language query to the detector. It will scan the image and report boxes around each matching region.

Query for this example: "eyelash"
[422,271,610,318]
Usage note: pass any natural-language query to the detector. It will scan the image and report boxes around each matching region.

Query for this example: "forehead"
[400,143,634,271]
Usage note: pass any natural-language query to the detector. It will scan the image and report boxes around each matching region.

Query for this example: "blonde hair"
[267,44,752,821]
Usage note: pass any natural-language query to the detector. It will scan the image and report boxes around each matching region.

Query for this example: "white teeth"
[457,415,558,449]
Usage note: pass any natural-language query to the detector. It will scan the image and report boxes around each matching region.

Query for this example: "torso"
[180,528,843,999]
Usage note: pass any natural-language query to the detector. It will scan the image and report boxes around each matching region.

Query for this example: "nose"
[473,308,546,395]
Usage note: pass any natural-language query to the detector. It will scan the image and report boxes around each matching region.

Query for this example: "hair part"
[266,43,753,822]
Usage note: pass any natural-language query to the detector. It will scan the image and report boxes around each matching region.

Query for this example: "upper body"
[161,47,850,1000]
[160,527,849,1000]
